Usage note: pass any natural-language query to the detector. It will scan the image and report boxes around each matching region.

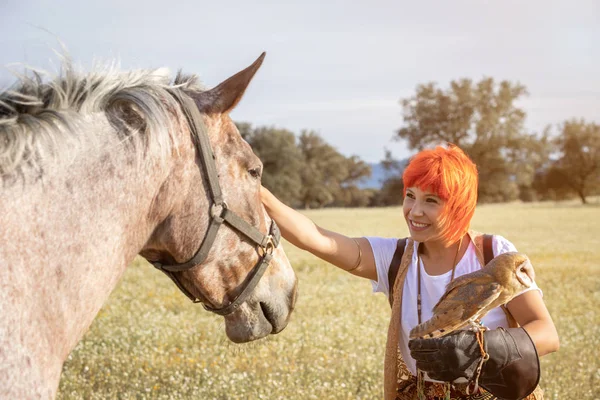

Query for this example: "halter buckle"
[258,236,276,257]
[210,201,228,222]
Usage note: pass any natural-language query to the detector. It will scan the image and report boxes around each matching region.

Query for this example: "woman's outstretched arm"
[261,186,377,280]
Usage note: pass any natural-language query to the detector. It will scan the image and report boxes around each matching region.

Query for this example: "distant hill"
[354,162,393,189]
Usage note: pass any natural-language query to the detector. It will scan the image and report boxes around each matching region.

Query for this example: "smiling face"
[403,186,447,243]
[401,145,479,247]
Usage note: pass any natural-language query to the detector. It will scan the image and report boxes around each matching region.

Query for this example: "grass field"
[57,200,600,399]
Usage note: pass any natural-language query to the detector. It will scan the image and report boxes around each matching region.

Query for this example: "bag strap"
[482,234,494,265]
[481,233,519,328]
[387,234,493,306]
[388,238,408,307]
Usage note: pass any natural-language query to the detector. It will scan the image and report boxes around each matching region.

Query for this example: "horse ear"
[197,52,265,114]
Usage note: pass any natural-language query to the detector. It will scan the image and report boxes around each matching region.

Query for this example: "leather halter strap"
[150,89,279,316]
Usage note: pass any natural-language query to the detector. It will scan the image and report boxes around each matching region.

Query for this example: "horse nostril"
[259,302,276,329]
[259,301,269,318]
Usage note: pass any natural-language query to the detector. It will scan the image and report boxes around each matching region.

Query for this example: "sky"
[1,0,598,163]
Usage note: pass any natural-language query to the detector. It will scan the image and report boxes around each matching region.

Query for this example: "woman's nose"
[410,202,424,216]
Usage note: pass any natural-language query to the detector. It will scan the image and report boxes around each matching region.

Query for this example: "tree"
[506,128,552,202]
[381,149,405,179]
[236,123,303,205]
[237,123,374,208]
[297,130,349,208]
[552,119,600,204]
[395,78,546,202]
[372,149,406,206]
[532,166,573,201]
[332,155,372,207]
[372,177,404,207]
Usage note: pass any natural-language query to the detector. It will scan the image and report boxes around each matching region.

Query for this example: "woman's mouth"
[409,219,431,231]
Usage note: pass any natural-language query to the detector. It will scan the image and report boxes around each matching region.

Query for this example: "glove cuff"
[481,327,540,400]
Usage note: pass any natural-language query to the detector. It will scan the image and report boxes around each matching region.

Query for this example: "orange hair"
[402,144,478,246]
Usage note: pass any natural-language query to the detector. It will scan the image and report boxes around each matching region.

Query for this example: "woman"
[261,144,558,399]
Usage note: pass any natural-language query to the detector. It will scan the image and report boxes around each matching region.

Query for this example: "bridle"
[150,89,280,316]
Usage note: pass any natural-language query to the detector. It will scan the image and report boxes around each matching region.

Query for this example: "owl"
[409,252,535,340]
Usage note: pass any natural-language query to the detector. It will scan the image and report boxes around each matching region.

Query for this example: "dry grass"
[58,200,600,399]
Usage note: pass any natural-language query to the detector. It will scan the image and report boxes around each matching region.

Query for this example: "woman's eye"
[248,167,261,179]
[426,198,438,203]
[406,193,415,199]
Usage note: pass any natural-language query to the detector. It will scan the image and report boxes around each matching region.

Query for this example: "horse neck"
[0,116,177,394]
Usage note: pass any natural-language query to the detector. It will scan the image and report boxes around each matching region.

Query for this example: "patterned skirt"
[396,378,542,400]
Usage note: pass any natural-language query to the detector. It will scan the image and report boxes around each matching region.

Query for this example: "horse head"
[140,53,297,342]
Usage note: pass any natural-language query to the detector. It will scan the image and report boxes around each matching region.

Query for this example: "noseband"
[151,90,280,316]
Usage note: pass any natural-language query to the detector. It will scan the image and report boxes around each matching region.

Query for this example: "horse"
[0,53,297,399]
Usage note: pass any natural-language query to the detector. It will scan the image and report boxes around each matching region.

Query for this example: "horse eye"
[248,167,261,179]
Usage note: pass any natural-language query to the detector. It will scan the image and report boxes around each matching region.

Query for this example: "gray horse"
[0,53,297,398]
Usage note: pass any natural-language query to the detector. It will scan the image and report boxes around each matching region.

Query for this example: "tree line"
[240,77,600,208]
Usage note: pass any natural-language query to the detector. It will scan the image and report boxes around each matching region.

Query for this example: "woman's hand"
[259,186,277,211]
[409,327,540,400]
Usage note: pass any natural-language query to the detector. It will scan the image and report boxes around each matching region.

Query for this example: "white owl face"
[514,256,535,288]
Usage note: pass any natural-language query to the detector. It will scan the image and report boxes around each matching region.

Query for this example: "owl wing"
[409,273,503,339]
[439,268,490,300]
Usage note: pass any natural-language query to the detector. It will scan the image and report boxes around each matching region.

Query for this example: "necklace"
[416,235,463,325]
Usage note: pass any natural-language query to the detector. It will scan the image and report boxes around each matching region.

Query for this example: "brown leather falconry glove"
[408,327,540,400]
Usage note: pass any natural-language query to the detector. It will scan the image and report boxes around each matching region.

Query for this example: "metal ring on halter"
[210,201,228,222]
[258,236,275,257]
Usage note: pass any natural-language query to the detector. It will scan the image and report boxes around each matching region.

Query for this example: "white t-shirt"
[367,235,542,378]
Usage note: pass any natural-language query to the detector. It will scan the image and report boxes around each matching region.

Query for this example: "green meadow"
[58,200,600,399]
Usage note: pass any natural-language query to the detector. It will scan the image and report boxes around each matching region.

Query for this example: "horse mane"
[0,60,205,182]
